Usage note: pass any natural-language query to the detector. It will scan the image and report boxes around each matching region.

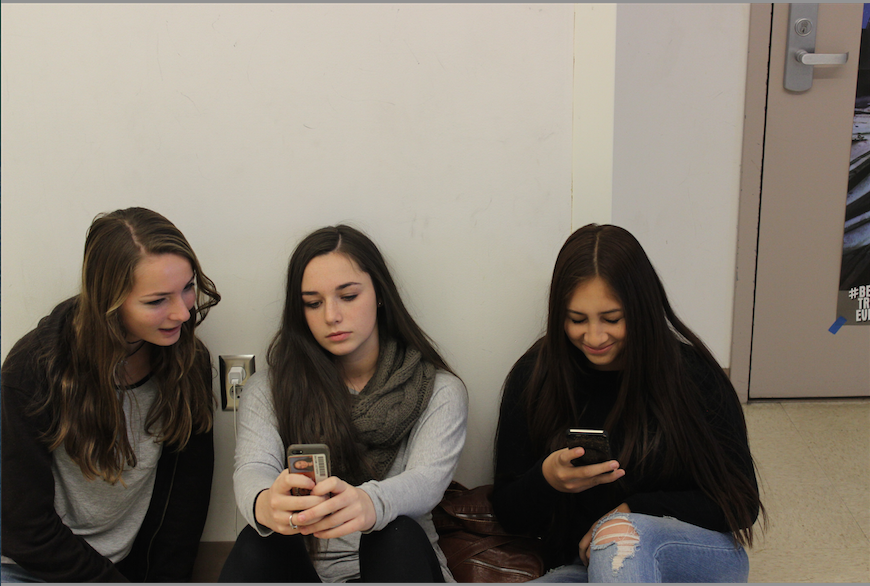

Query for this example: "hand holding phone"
[287,443,331,496]
[542,429,623,493]
[566,429,612,466]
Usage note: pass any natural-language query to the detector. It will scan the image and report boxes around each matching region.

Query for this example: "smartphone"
[566,429,612,466]
[287,443,331,496]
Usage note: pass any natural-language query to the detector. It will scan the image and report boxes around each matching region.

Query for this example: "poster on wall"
[836,3,870,327]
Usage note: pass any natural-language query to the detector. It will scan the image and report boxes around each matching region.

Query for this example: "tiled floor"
[743,400,870,583]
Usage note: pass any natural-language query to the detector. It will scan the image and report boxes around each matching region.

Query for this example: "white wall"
[573,3,617,226]
[1,3,574,540]
[1,3,749,542]
[611,4,750,366]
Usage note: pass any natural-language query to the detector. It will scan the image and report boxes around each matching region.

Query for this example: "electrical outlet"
[219,355,255,411]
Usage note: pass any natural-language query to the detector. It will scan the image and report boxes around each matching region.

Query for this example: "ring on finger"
[289,513,299,530]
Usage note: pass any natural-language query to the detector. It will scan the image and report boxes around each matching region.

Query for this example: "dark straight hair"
[267,225,453,481]
[518,223,763,546]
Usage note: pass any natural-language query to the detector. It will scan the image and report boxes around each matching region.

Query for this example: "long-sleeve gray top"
[232,368,468,582]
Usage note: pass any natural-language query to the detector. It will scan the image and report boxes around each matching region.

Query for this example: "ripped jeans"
[534,512,748,583]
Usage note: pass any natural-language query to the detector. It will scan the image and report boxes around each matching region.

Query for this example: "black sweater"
[492,343,758,568]
[1,298,214,582]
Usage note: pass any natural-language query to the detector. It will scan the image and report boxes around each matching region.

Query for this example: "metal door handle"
[795,49,848,66]
[784,4,849,92]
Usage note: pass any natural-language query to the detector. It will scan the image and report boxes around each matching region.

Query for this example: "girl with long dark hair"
[219,225,468,583]
[493,223,764,582]
[1,207,221,582]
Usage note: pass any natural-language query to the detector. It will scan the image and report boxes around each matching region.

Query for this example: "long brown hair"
[520,223,763,546]
[268,225,453,482]
[31,207,220,483]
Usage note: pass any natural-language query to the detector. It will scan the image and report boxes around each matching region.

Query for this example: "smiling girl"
[219,225,468,583]
[1,208,220,582]
[492,223,764,583]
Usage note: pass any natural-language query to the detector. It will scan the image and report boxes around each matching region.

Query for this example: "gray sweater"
[2,378,161,567]
[233,369,468,582]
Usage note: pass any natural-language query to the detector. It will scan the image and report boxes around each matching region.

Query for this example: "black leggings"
[217,515,445,583]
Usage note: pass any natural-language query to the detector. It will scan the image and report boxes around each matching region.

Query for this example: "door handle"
[794,49,848,67]
[784,4,849,92]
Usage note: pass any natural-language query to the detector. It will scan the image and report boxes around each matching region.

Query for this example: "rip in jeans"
[591,513,639,575]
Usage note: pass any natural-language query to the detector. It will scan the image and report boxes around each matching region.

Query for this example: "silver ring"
[289,513,299,530]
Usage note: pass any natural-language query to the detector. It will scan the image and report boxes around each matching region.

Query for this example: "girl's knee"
[591,514,640,573]
[592,514,639,547]
[386,514,422,531]
[361,516,425,550]
[377,515,425,538]
[589,514,749,583]
[359,516,442,582]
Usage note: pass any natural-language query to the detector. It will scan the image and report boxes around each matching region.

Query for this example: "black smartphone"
[287,443,331,496]
[566,429,612,466]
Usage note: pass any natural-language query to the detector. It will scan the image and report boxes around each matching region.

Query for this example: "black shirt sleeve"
[491,353,563,536]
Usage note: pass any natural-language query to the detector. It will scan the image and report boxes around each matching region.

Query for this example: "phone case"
[566,429,612,466]
[287,443,330,496]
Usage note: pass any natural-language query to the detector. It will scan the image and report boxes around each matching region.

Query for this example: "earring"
[377,301,383,307]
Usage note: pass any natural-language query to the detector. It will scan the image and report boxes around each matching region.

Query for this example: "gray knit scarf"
[349,337,436,483]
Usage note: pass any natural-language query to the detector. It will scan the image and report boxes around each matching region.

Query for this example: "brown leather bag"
[433,482,545,583]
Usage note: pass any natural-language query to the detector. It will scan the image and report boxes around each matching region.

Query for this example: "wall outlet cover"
[219,355,255,411]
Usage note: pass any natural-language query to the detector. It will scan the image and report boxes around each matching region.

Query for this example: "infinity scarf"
[348,337,435,483]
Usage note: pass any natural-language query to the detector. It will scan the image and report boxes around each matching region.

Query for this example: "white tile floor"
[743,400,870,583]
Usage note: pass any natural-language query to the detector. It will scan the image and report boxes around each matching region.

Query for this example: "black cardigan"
[491,343,758,568]
[1,299,214,582]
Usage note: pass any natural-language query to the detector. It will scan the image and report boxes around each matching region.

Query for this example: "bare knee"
[592,516,639,547]
[591,514,639,573]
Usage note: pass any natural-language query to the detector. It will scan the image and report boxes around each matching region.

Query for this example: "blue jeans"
[534,512,748,583]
